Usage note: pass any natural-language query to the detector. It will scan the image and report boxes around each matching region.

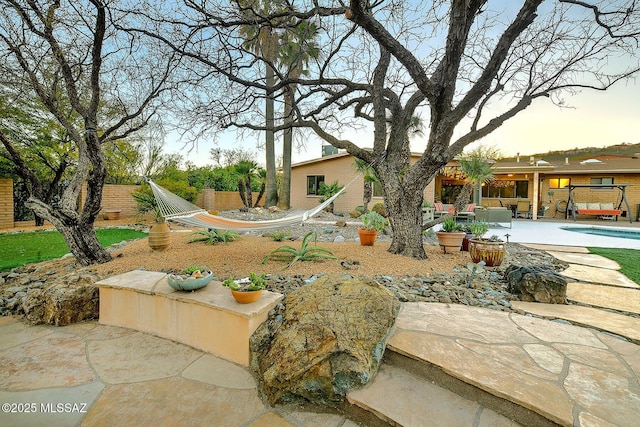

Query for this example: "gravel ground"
[1,208,568,315]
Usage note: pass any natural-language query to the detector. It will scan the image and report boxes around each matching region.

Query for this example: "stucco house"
[290,152,435,213]
[291,152,640,222]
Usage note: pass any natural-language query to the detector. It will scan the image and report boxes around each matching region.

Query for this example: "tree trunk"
[27,197,112,266]
[278,85,294,210]
[58,219,111,265]
[264,62,278,207]
[363,181,372,212]
[238,179,248,208]
[385,189,426,259]
[246,176,253,208]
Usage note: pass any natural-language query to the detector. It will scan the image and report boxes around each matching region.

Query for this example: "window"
[481,180,528,198]
[307,175,324,195]
[372,182,384,197]
[590,177,614,189]
[549,178,570,189]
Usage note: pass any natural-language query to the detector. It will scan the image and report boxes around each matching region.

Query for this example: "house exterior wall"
[540,173,640,220]
[290,154,435,213]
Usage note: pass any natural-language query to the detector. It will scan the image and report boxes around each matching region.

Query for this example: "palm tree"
[454,156,495,212]
[235,160,259,210]
[277,20,320,210]
[238,0,286,207]
[353,158,379,213]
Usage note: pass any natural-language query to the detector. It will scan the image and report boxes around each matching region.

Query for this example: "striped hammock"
[147,179,348,232]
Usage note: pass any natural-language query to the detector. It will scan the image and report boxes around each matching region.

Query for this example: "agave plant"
[188,228,239,245]
[262,231,337,270]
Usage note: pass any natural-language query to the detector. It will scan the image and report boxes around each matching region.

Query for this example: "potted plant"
[467,222,506,267]
[460,222,480,252]
[167,265,213,291]
[358,211,386,246]
[435,217,466,253]
[222,272,266,304]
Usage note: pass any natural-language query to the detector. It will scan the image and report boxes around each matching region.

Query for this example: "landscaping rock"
[504,265,567,304]
[22,281,99,326]
[251,275,400,405]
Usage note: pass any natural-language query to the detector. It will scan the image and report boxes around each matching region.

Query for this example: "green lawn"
[0,228,147,271]
[588,247,640,284]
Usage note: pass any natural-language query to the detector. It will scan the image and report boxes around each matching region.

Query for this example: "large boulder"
[22,273,100,326]
[251,275,400,405]
[505,265,567,304]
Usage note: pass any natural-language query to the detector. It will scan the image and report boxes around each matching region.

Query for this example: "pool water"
[561,226,640,241]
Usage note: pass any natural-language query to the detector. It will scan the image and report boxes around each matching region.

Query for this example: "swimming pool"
[561,226,640,241]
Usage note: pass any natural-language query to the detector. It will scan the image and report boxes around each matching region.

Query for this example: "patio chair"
[515,201,531,219]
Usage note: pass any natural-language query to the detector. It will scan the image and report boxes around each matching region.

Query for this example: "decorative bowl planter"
[435,231,466,253]
[358,228,378,246]
[468,239,506,267]
[230,289,263,304]
[167,270,213,291]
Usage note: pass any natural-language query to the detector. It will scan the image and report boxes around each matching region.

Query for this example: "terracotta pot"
[102,210,121,220]
[148,222,171,251]
[461,233,474,251]
[231,289,263,304]
[435,231,466,254]
[468,239,506,267]
[358,228,378,246]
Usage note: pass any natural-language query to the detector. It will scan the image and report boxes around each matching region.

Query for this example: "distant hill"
[502,142,640,162]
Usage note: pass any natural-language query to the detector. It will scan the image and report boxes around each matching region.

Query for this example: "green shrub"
[269,229,291,242]
[349,210,362,218]
[372,202,386,217]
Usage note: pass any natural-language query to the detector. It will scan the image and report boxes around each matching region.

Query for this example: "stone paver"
[87,331,202,384]
[511,301,640,343]
[347,363,518,427]
[0,382,104,427]
[561,264,639,288]
[546,251,620,269]
[0,318,352,427]
[522,244,590,253]
[0,332,95,391]
[567,282,640,315]
[388,302,640,427]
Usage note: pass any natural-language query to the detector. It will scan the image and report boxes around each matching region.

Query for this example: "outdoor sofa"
[474,207,512,228]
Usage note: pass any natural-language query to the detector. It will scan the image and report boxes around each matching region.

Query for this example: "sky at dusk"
[174,77,639,167]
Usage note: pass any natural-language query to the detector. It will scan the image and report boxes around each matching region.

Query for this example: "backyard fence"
[0,179,246,229]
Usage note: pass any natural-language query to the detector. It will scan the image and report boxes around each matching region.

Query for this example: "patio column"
[532,171,539,220]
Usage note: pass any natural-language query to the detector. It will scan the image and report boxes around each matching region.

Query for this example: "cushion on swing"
[600,202,614,210]
[575,202,588,210]
[587,203,601,210]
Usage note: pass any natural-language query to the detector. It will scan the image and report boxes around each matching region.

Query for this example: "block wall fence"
[0,179,245,229]
[0,178,13,229]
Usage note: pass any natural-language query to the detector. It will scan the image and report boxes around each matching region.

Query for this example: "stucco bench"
[96,270,283,366]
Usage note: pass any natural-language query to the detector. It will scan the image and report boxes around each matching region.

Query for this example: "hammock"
[147,179,349,232]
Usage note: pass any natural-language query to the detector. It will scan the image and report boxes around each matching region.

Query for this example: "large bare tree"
[0,0,177,265]
[135,0,640,258]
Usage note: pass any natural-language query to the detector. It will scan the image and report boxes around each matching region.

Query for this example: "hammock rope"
[147,173,358,232]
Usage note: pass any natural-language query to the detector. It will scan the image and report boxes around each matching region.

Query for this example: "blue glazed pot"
[167,270,214,291]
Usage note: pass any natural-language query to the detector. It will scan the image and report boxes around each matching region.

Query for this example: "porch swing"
[565,183,633,223]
